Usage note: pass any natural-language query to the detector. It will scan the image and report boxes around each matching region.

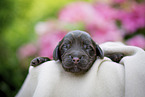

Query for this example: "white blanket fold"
[16,42,145,97]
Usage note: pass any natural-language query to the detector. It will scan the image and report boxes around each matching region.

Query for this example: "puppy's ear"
[53,39,63,61]
[92,39,104,59]
[96,44,104,59]
[53,45,60,61]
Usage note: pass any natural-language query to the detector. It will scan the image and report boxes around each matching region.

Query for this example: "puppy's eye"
[61,44,70,50]
[83,44,92,50]
[83,44,95,56]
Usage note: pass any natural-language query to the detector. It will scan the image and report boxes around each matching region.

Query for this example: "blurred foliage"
[0,0,92,96]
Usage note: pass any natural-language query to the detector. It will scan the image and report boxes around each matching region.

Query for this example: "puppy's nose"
[72,57,80,64]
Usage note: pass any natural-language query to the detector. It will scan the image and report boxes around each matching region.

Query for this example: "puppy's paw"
[106,53,124,63]
[30,57,50,67]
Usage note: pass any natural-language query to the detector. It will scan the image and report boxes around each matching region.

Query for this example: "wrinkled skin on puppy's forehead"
[65,30,91,39]
[62,31,92,45]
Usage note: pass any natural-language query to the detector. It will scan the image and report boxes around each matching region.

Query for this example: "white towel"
[16,42,145,97]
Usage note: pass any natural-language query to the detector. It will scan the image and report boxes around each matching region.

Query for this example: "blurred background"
[0,0,145,96]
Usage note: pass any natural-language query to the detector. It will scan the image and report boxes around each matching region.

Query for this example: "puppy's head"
[53,30,104,74]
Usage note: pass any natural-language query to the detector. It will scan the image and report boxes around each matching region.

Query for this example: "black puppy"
[31,30,123,73]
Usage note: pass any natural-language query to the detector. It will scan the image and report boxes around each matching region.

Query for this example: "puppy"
[31,30,123,73]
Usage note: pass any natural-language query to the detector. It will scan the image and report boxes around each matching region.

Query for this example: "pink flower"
[86,22,123,44]
[116,3,145,34]
[93,3,117,21]
[38,31,66,59]
[126,35,145,49]
[59,2,123,44]
[59,2,97,23]
[18,43,37,59]
[86,3,123,43]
